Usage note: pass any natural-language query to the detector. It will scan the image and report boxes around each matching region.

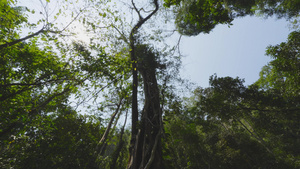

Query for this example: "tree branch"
[131,0,143,20]
[0,5,86,50]
[111,24,129,44]
[0,29,45,50]
[0,78,75,87]
[235,118,275,156]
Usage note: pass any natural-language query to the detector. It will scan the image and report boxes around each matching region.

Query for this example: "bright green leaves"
[0,39,77,134]
[0,0,27,42]
[0,36,95,167]
[256,31,300,97]
[0,1,132,168]
[163,0,181,7]
[73,41,130,82]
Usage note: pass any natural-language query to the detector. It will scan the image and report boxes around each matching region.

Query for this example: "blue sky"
[179,16,291,87]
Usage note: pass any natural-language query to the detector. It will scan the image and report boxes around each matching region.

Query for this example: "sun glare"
[73,23,90,43]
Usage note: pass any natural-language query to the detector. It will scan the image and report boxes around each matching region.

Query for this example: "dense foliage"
[163,30,300,168]
[1,0,299,169]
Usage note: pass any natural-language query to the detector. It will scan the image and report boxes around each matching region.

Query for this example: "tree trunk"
[127,1,160,168]
[128,47,163,169]
[137,59,163,169]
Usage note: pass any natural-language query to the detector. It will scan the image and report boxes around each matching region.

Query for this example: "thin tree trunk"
[97,97,123,155]
[110,110,128,169]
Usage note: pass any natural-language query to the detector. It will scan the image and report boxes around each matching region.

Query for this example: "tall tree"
[76,0,173,168]
[125,1,164,168]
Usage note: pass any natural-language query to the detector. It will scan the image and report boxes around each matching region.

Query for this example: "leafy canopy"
[164,0,300,36]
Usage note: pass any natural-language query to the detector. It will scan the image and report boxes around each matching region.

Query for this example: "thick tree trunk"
[128,46,163,169]
[127,1,160,168]
[137,61,163,169]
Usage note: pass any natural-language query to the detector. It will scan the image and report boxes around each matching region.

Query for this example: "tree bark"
[137,61,163,169]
